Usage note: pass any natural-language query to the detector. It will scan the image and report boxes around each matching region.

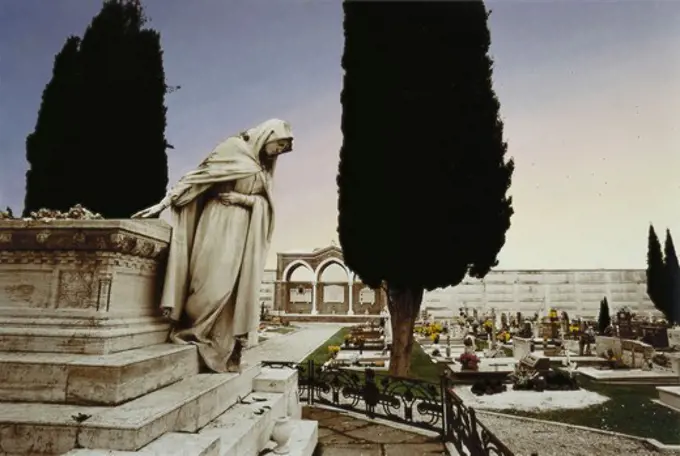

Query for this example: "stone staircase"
[0,220,317,456]
[0,344,317,455]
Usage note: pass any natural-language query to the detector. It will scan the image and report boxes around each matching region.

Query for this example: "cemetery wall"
[420,269,657,318]
[260,265,661,319]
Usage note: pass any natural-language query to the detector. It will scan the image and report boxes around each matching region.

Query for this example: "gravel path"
[476,411,680,456]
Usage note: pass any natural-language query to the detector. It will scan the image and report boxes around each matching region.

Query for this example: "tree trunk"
[387,285,424,377]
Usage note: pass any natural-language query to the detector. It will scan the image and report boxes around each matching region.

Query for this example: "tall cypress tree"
[24,0,170,218]
[646,224,667,319]
[663,230,680,325]
[337,1,513,376]
[24,37,82,215]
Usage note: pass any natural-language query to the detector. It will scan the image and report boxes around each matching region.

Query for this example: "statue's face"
[264,138,293,157]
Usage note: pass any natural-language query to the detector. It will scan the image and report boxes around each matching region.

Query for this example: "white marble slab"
[0,344,198,404]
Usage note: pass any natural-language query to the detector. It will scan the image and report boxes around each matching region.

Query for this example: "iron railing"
[260,360,516,456]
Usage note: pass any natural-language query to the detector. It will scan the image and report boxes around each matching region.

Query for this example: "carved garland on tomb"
[0,229,166,260]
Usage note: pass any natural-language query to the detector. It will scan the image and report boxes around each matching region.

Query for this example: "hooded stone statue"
[133,119,294,372]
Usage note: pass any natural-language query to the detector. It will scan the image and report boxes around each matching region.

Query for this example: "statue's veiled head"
[240,119,294,166]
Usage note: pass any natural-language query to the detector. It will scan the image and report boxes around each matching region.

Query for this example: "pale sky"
[1,1,678,270]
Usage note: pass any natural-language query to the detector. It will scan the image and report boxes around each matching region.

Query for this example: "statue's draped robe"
[159,120,289,372]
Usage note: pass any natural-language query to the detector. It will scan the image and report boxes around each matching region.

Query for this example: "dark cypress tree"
[663,230,680,325]
[646,225,667,320]
[597,297,611,334]
[24,0,170,218]
[337,1,514,376]
[24,36,82,216]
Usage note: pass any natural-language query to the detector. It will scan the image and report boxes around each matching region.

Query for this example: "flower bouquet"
[327,345,341,358]
[457,352,480,371]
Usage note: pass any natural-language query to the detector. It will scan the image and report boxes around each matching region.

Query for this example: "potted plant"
[343,334,352,348]
[355,336,365,354]
[483,320,493,335]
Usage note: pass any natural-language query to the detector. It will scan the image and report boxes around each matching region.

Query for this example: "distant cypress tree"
[24,0,171,218]
[338,0,513,376]
[663,230,680,325]
[646,225,668,320]
[597,297,611,334]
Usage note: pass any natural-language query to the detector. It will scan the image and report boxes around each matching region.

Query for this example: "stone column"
[347,281,354,315]
[311,281,318,315]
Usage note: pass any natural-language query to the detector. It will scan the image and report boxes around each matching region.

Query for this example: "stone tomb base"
[0,220,317,455]
[0,220,173,354]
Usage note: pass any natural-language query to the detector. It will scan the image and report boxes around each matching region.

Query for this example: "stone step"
[657,386,680,411]
[199,391,287,456]
[0,312,164,328]
[0,364,261,455]
[0,344,199,404]
[260,419,318,456]
[0,321,170,354]
[63,433,220,456]
[253,365,298,393]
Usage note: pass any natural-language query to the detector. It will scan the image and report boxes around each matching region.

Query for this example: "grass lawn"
[499,376,680,444]
[302,327,352,365]
[302,327,446,387]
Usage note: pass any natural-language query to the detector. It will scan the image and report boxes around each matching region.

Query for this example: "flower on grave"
[0,207,15,220]
[429,323,443,334]
[457,352,480,370]
[23,204,103,222]
[328,345,341,355]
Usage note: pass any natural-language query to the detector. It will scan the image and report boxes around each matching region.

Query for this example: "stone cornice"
[0,219,171,259]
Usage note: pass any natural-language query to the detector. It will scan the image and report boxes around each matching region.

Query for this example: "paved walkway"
[243,323,344,365]
[303,407,447,456]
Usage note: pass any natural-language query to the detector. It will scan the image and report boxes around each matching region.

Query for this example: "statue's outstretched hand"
[131,203,165,219]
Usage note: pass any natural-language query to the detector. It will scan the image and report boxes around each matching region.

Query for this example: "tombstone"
[668,327,680,350]
[464,334,476,355]
[532,321,540,339]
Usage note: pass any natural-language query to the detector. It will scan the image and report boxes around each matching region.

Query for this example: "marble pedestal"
[0,220,172,354]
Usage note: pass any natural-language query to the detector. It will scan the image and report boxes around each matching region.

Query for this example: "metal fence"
[260,360,515,456]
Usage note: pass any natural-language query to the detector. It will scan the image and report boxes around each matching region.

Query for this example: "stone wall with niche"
[351,282,384,315]
[317,282,348,314]
[285,281,313,314]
